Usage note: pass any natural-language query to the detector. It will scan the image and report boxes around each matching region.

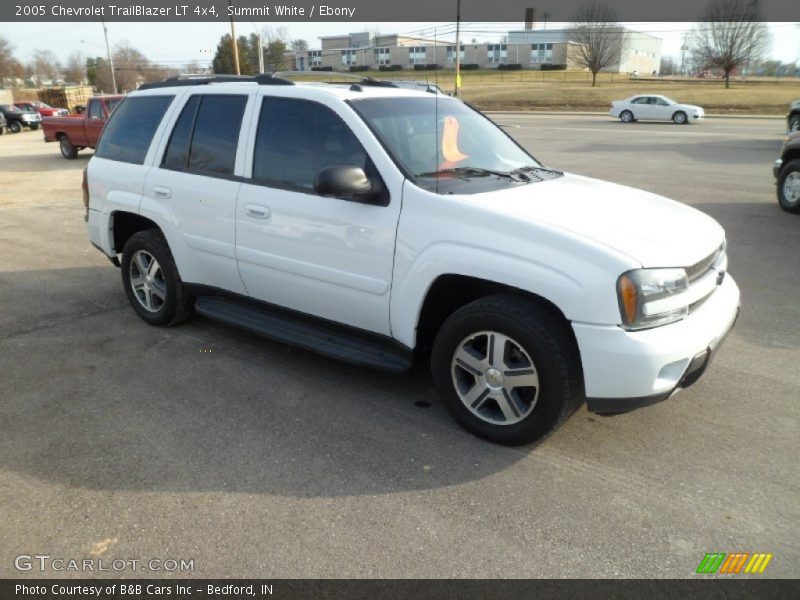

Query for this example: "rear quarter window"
[95,95,174,165]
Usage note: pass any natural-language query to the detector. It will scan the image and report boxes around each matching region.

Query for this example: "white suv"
[84,74,740,445]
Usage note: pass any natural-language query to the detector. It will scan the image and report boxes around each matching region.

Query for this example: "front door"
[235,95,401,336]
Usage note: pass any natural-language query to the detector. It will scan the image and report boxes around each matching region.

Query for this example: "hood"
[468,172,724,268]
[677,104,703,113]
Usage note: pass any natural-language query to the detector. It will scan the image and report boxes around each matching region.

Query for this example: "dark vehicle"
[42,95,124,159]
[14,100,69,117]
[0,104,43,133]
[787,100,800,133]
[773,131,800,213]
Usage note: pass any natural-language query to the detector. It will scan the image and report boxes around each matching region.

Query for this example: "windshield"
[351,97,545,192]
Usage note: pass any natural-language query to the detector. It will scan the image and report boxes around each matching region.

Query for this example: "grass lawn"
[295,70,800,114]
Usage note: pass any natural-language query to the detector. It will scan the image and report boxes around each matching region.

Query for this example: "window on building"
[409,46,427,65]
[530,43,553,63]
[446,45,465,64]
[487,44,507,64]
[374,47,391,66]
[341,49,357,66]
[308,50,322,67]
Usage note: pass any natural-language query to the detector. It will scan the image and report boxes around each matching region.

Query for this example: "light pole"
[228,0,240,75]
[101,18,117,93]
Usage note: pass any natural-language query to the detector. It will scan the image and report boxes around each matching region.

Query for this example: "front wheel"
[121,230,194,326]
[431,295,583,446]
[777,159,800,213]
[673,111,688,124]
[8,121,21,133]
[620,110,634,123]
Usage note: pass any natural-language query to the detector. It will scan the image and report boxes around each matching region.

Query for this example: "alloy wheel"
[129,250,167,312]
[451,330,540,426]
[783,171,800,205]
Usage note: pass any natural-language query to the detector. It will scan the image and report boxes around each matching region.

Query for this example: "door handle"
[153,186,172,199]
[246,204,271,220]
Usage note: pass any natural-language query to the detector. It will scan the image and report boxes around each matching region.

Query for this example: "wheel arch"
[111,211,163,255]
[412,273,578,361]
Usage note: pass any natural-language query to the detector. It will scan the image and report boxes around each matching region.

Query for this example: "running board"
[194,295,413,373]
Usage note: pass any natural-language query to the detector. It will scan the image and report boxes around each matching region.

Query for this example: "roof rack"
[270,71,397,89]
[137,73,293,90]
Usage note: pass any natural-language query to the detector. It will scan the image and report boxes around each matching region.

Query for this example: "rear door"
[631,96,654,119]
[143,90,254,293]
[234,93,402,335]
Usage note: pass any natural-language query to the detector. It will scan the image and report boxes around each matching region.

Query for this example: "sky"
[2,21,799,67]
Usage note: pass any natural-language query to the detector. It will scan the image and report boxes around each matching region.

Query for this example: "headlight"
[617,268,689,330]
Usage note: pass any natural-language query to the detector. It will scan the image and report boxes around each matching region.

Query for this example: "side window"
[162,95,200,170]
[253,97,369,192]
[95,95,174,165]
[160,94,247,176]
[88,101,103,119]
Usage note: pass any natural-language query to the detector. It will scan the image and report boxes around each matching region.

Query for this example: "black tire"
[0,126,5,135]
[431,294,584,446]
[29,123,40,131]
[121,229,193,326]
[789,115,800,133]
[8,121,21,133]
[620,110,634,123]
[777,159,800,214]
[673,111,688,125]
[59,134,78,159]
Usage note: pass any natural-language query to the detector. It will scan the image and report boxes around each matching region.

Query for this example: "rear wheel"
[121,230,193,326]
[59,135,78,159]
[673,111,688,125]
[8,121,21,133]
[777,159,800,213]
[431,294,583,446]
[620,110,634,123]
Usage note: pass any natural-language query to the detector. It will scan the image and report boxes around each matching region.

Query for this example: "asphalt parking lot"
[0,115,797,579]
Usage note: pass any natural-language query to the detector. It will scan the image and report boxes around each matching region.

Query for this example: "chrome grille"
[686,246,721,282]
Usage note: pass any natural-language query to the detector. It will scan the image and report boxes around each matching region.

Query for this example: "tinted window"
[187,95,247,175]
[95,96,173,165]
[162,95,200,170]
[253,97,367,191]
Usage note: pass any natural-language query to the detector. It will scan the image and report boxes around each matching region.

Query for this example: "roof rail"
[270,70,397,88]
[137,73,293,91]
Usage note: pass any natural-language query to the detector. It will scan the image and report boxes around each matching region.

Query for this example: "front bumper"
[573,275,740,413]
[774,158,783,180]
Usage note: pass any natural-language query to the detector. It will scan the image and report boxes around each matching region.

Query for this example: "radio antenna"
[434,26,440,195]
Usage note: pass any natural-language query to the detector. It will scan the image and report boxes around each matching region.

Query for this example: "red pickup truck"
[42,95,123,159]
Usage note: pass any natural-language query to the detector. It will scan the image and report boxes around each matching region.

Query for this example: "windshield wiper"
[416,166,525,181]
[510,166,564,181]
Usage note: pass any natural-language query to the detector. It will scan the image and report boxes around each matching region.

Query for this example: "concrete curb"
[485,110,785,120]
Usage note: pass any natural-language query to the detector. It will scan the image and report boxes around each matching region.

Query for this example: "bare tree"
[63,51,86,84]
[690,0,770,88]
[28,49,62,84]
[568,2,626,86]
[0,36,25,83]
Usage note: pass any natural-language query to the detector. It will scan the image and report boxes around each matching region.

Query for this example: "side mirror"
[314,166,375,201]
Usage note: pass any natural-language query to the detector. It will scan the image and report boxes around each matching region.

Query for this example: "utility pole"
[453,0,461,97]
[228,0,240,75]
[101,18,117,93]
[257,29,264,74]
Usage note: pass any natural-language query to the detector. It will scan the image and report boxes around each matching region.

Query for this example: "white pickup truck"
[83,74,739,445]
